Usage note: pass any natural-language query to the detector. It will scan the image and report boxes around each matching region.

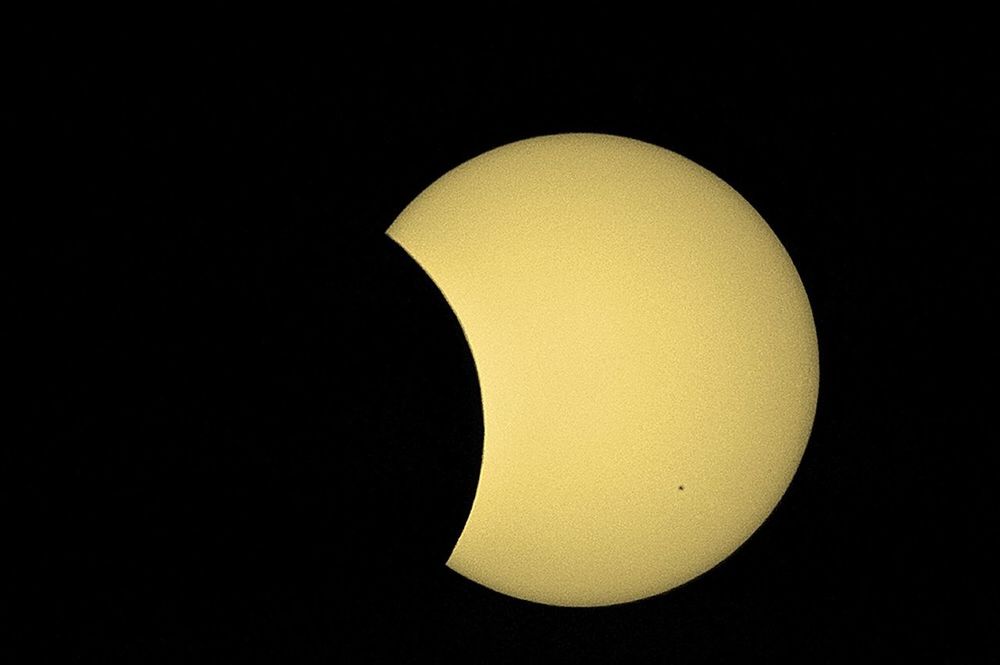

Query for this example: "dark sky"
[9,19,994,662]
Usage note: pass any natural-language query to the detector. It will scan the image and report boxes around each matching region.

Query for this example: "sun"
[387,134,819,607]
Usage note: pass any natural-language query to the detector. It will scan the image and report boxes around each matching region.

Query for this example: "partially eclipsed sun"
[387,134,819,607]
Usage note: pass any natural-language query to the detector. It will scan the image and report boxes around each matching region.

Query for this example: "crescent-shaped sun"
[387,134,819,607]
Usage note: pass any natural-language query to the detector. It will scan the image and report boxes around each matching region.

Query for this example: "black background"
[9,18,994,662]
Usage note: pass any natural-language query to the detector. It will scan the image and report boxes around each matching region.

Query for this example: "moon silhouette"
[387,134,819,607]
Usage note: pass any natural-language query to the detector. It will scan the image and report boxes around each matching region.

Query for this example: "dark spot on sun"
[678,485,684,490]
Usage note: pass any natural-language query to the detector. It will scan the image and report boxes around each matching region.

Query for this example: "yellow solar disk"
[387,134,819,607]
